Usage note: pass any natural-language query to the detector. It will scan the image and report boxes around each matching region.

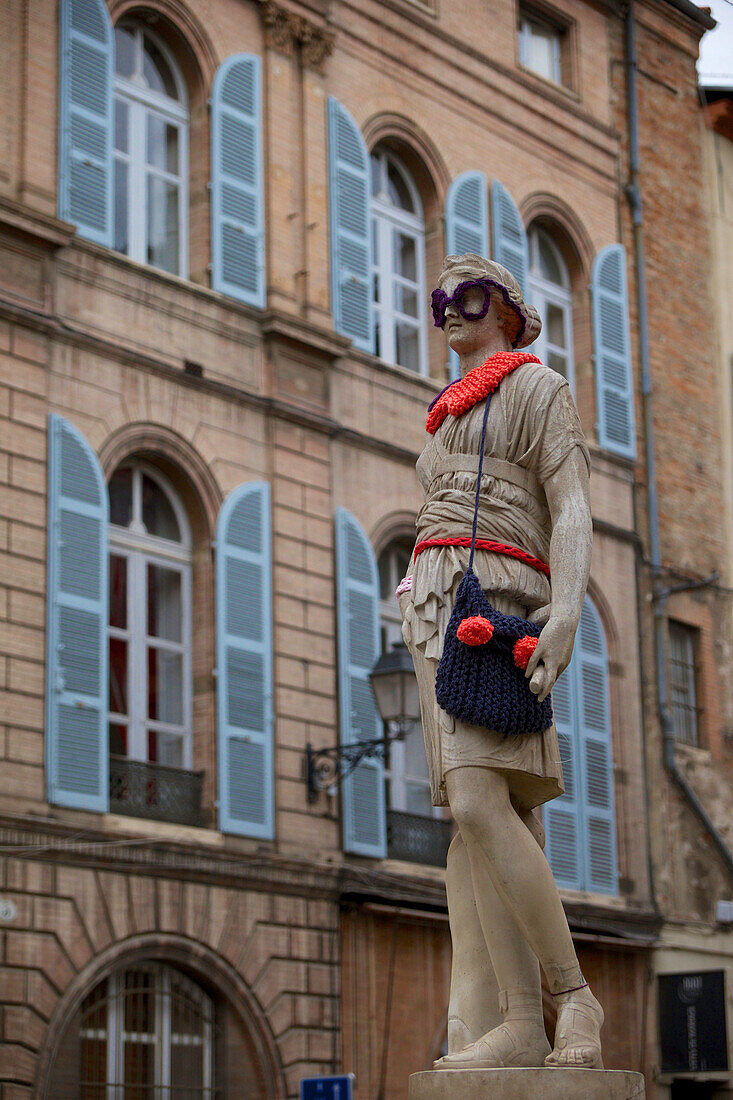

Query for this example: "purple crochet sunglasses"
[430,279,492,328]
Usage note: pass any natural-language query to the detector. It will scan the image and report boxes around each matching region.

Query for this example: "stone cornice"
[260,0,335,73]
[0,197,76,250]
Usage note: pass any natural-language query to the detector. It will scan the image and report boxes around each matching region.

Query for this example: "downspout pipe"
[624,2,733,881]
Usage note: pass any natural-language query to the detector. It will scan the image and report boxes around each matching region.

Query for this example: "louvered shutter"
[58,0,113,245]
[216,482,274,838]
[591,244,636,459]
[445,171,489,380]
[327,98,373,353]
[46,414,109,810]
[491,180,528,291]
[544,668,582,890]
[576,599,617,894]
[335,509,386,857]
[210,55,265,306]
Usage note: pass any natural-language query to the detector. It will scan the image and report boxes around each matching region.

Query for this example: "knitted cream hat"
[437,253,542,350]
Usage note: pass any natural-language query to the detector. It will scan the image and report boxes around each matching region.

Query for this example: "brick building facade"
[0,0,729,1097]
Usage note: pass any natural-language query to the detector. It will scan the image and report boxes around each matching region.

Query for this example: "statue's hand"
[527,603,551,627]
[524,614,578,702]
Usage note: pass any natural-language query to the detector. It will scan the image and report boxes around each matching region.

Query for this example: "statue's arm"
[524,447,592,702]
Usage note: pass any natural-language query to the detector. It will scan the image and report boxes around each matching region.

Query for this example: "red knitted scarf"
[425,351,542,435]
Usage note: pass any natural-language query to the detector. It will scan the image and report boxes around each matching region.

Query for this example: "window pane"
[109,638,128,716]
[123,1041,154,1093]
[387,160,414,212]
[142,35,178,99]
[147,565,182,641]
[146,176,180,274]
[141,474,180,541]
[395,283,418,318]
[546,303,566,348]
[109,468,132,527]
[115,98,129,154]
[406,783,433,816]
[109,722,127,756]
[152,731,184,767]
[405,723,428,778]
[114,25,136,79]
[146,114,179,174]
[394,231,417,281]
[109,555,127,629]
[396,322,419,373]
[124,970,155,1032]
[171,1043,204,1089]
[548,350,568,379]
[114,159,129,255]
[538,232,564,284]
[370,154,381,198]
[522,19,561,83]
[148,648,183,726]
[80,1037,107,1099]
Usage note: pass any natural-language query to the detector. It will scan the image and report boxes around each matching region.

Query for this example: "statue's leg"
[444,830,501,1052]
[437,766,603,1071]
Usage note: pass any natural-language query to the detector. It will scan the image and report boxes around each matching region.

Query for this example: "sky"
[697,0,733,87]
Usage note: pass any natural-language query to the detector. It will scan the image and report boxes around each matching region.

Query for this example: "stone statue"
[398,253,604,1072]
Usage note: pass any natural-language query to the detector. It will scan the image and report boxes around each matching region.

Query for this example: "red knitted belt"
[413,537,551,578]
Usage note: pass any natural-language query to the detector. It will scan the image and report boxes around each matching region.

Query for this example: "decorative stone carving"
[260,1,335,73]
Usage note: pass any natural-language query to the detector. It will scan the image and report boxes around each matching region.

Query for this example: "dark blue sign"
[300,1075,354,1100]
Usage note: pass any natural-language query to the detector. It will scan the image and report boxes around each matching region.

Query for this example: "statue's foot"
[545,985,604,1070]
[434,1020,551,1069]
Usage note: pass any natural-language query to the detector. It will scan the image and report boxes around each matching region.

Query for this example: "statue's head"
[431,253,542,351]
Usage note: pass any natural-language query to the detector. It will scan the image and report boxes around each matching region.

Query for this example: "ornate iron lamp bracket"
[305,731,406,803]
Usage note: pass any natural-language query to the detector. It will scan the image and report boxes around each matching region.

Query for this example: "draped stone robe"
[399,362,590,808]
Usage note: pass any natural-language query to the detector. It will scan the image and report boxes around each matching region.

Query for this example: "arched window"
[528,226,574,388]
[371,147,428,375]
[114,21,189,275]
[108,462,192,772]
[377,539,433,818]
[79,963,214,1095]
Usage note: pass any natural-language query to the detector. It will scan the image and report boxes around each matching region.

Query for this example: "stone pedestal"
[408,1068,645,1099]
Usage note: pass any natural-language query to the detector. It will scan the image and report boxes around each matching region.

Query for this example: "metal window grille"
[79,963,219,1097]
[669,621,700,747]
[387,809,452,867]
[109,755,204,826]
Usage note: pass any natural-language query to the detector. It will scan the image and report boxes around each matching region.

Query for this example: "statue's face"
[440,274,503,355]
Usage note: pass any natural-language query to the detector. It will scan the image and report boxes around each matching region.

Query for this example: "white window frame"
[371,149,429,376]
[79,963,214,1098]
[528,226,575,393]
[518,10,562,85]
[108,461,193,770]
[669,621,700,747]
[114,23,189,277]
[378,542,438,819]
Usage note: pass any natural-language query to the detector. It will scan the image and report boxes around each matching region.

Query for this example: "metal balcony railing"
[109,755,205,827]
[386,809,453,867]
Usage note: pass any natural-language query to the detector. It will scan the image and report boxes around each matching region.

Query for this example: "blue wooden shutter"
[46,414,109,811]
[445,171,489,380]
[216,482,274,838]
[576,599,618,894]
[327,98,373,353]
[491,180,528,291]
[58,0,113,245]
[210,55,265,307]
[544,667,582,890]
[335,509,386,858]
[591,244,636,459]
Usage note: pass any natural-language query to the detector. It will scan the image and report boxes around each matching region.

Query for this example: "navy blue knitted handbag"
[434,394,553,736]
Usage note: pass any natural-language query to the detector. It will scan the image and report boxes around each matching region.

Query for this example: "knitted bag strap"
[467,393,493,574]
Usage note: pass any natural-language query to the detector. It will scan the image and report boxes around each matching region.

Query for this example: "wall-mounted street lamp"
[305,642,421,802]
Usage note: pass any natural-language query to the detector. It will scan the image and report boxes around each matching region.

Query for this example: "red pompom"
[513,635,538,669]
[457,616,494,646]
